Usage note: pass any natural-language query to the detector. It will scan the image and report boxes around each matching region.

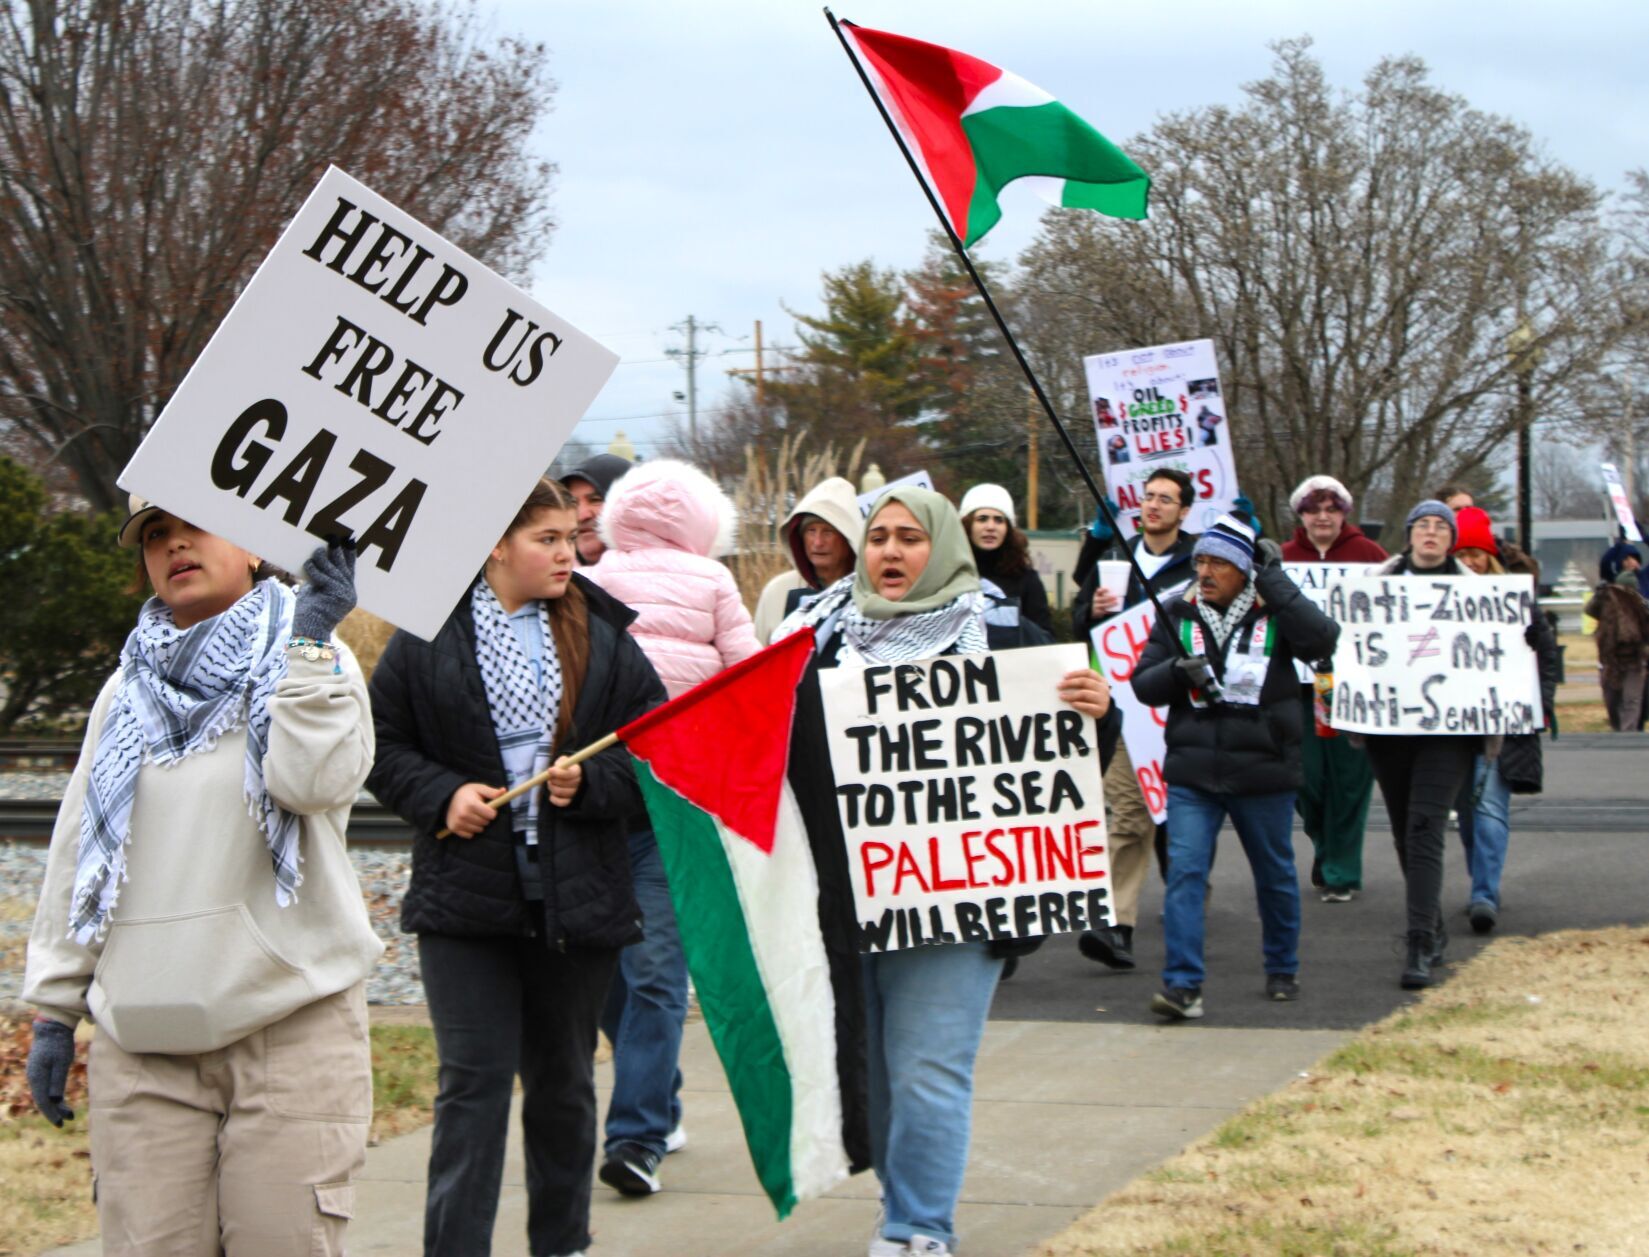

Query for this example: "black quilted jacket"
[367,574,667,948]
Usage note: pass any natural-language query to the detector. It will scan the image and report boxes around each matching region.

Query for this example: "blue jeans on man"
[1162,785,1301,992]
[1458,756,1511,910]
[600,830,688,1160]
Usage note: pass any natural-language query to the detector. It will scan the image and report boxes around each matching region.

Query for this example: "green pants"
[1296,688,1373,891]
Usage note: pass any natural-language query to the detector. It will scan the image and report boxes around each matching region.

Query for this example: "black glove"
[1256,538,1283,568]
[1174,654,1218,690]
[1523,622,1540,649]
[27,1018,75,1126]
[293,540,358,641]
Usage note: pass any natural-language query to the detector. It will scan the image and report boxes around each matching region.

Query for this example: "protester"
[1600,540,1649,600]
[1438,483,1541,580]
[584,458,761,1195]
[1453,508,1559,933]
[24,501,379,1254]
[776,486,1116,1257]
[958,482,1052,634]
[1365,501,1483,988]
[1280,475,1387,902]
[1131,515,1338,1020]
[752,475,861,643]
[367,477,667,1257]
[1072,467,1199,972]
[562,452,633,566]
[1585,560,1649,732]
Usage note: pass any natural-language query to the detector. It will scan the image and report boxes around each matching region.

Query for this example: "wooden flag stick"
[435,731,620,839]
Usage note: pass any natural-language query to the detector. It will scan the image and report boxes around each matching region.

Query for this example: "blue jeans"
[1458,757,1511,909]
[1163,785,1300,991]
[600,830,688,1159]
[863,943,1003,1248]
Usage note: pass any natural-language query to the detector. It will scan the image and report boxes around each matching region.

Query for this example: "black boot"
[1401,931,1434,989]
[1430,918,1448,968]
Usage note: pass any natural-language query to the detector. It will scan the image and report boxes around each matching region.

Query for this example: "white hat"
[1288,474,1353,516]
[958,483,1016,528]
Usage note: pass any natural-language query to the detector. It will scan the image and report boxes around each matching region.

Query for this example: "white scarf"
[777,576,989,663]
[472,581,563,836]
[72,580,296,944]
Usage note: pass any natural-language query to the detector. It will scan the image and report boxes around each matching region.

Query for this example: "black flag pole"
[823,9,1189,644]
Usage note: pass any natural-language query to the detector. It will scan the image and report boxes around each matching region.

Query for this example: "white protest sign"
[1600,463,1642,542]
[817,644,1111,953]
[119,166,618,640]
[1282,563,1378,683]
[857,469,935,517]
[1083,338,1239,535]
[1089,595,1174,824]
[1329,575,1543,736]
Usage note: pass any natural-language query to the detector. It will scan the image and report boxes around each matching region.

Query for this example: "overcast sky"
[490,0,1648,465]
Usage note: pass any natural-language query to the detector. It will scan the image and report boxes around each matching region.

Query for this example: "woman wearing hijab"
[24,501,378,1255]
[777,487,1116,1257]
[367,477,668,1257]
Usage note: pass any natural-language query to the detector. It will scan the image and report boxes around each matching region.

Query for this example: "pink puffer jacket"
[587,459,761,698]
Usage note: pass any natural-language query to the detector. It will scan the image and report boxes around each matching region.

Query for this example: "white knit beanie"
[1288,474,1353,516]
[958,483,1016,527]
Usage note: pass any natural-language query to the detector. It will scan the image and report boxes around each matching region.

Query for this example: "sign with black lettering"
[1329,575,1544,736]
[817,644,1112,953]
[119,166,617,639]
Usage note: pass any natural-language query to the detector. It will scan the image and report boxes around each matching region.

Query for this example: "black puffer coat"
[368,574,668,948]
[1132,563,1339,797]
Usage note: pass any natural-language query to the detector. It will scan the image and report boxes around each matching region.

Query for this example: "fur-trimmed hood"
[597,458,737,559]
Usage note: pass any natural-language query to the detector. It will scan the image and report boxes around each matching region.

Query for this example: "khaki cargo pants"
[1104,741,1156,928]
[88,984,371,1257]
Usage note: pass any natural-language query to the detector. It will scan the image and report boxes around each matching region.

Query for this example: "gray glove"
[293,540,358,640]
[27,1018,75,1126]
[1174,654,1218,690]
[1256,537,1283,568]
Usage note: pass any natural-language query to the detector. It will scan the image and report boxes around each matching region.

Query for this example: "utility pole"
[1025,390,1039,530]
[666,315,721,444]
[1509,318,1536,554]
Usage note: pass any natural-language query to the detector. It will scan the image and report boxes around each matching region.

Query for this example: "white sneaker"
[908,1238,953,1256]
[665,1123,687,1154]
[867,1239,907,1257]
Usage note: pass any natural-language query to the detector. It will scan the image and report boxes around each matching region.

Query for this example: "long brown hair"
[497,477,589,751]
[964,510,1031,577]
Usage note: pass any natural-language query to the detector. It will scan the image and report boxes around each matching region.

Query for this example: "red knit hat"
[1452,506,1499,556]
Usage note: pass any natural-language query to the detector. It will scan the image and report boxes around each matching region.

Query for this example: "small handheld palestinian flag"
[837,18,1150,246]
[616,628,868,1218]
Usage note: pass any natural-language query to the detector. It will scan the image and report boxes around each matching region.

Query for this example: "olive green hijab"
[852,487,981,620]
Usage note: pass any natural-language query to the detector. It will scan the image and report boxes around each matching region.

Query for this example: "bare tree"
[1015,39,1626,531]
[1532,439,1603,520]
[0,0,556,511]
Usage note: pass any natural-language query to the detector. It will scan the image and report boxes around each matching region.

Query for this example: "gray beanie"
[1405,499,1456,540]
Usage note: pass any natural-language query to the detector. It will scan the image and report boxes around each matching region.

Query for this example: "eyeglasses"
[1140,492,1183,506]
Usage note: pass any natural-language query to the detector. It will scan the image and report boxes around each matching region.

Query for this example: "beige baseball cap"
[115,494,166,549]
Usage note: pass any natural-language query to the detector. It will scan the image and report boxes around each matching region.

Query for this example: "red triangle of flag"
[617,629,816,855]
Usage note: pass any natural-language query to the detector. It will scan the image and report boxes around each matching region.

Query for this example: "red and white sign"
[1089,594,1179,824]
[1601,463,1642,542]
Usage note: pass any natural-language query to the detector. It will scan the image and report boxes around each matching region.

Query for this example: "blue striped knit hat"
[1192,513,1257,573]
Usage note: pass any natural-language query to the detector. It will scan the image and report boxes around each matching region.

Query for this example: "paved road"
[993,732,1649,1030]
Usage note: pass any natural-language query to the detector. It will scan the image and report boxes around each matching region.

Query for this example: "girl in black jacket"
[367,477,667,1257]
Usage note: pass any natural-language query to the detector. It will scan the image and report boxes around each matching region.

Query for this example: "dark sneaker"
[1079,926,1136,971]
[1469,901,1497,934]
[599,1142,662,1196]
[1310,856,1324,889]
[1151,986,1204,1020]
[1266,974,1300,1002]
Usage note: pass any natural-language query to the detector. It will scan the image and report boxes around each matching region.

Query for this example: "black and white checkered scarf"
[71,580,296,944]
[472,581,562,836]
[1194,579,1257,650]
[778,576,989,664]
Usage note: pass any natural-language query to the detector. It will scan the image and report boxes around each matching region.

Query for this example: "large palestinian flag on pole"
[841,20,1150,246]
[617,628,868,1218]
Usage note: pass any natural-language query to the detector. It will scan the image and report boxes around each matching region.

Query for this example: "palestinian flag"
[618,628,868,1218]
[842,20,1149,245]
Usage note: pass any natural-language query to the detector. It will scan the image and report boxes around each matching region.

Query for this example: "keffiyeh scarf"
[778,576,989,664]
[1194,580,1257,650]
[472,581,563,837]
[72,580,296,944]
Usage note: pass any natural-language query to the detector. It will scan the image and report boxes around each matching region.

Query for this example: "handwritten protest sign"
[1089,596,1174,824]
[1600,463,1642,542]
[1282,563,1378,683]
[857,469,934,517]
[817,644,1111,952]
[119,166,618,640]
[1329,575,1543,736]
[1083,338,1239,535]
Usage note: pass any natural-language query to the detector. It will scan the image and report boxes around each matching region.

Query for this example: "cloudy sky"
[490,0,1648,464]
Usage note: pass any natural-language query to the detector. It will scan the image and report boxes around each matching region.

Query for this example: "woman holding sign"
[777,486,1116,1257]
[24,502,379,1255]
[367,477,668,1257]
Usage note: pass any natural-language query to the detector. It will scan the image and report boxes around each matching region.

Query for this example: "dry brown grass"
[1033,927,1649,1257]
[727,434,864,612]
[336,606,398,682]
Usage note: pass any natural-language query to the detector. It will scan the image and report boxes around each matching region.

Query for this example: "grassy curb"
[1031,926,1649,1256]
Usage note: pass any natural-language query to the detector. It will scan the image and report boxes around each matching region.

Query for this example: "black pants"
[1363,736,1478,937]
[418,933,619,1257]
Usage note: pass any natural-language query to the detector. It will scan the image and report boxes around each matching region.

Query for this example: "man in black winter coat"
[1131,515,1339,1021]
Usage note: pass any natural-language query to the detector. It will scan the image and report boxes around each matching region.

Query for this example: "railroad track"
[0,738,81,770]
[0,796,416,844]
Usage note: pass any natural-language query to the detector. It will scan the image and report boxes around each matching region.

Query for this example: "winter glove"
[1256,537,1283,569]
[1523,622,1540,649]
[293,540,358,641]
[1174,654,1218,690]
[1089,503,1116,543]
[27,1018,75,1126]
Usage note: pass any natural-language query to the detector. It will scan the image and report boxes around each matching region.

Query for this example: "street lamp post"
[1508,320,1536,555]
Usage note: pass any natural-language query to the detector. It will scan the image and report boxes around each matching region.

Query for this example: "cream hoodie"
[752,477,863,644]
[24,646,383,1055]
